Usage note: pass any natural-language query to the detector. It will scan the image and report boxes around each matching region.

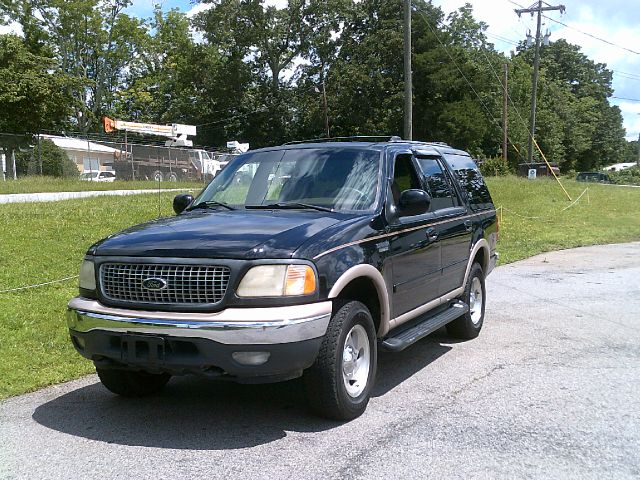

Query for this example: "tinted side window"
[415,157,456,211]
[443,153,493,211]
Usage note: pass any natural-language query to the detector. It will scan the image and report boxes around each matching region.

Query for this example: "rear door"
[415,155,471,296]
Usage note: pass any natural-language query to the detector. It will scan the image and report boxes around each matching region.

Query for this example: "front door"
[389,154,442,318]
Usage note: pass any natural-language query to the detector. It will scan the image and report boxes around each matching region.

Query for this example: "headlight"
[237,264,317,297]
[79,259,96,290]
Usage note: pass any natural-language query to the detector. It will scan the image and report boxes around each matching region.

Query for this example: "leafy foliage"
[15,139,78,177]
[38,140,78,177]
[609,166,640,186]
[0,35,76,135]
[0,0,634,169]
[479,157,512,176]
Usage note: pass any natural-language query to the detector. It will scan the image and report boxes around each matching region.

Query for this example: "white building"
[40,135,119,173]
[603,162,637,172]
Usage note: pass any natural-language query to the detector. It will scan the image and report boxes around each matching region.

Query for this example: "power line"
[507,0,640,56]
[475,39,540,163]
[611,96,640,103]
[613,71,640,82]
[541,15,640,56]
[614,70,640,80]
[416,10,527,162]
[485,32,520,47]
[193,106,242,126]
[196,108,270,129]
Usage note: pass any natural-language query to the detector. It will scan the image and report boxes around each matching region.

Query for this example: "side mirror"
[398,189,430,217]
[173,194,193,215]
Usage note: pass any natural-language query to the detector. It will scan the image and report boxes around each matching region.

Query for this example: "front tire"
[304,300,377,421]
[447,262,486,339]
[96,367,171,397]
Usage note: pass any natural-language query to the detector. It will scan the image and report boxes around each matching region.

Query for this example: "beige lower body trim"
[327,264,391,336]
[390,286,464,330]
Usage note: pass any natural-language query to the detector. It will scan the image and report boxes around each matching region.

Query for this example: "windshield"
[193,147,381,212]
[81,172,97,179]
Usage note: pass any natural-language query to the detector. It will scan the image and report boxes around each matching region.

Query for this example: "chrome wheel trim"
[469,277,484,325]
[341,324,371,398]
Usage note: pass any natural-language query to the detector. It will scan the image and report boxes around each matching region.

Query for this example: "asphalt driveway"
[1,242,639,479]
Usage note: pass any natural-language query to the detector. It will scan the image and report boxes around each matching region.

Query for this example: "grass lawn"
[0,191,188,398]
[0,176,205,194]
[487,176,640,263]
[0,176,638,399]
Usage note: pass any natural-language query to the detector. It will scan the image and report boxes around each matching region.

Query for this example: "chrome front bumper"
[67,297,333,345]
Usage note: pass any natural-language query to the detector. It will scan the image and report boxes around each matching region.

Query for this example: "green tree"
[0,35,76,133]
[513,38,626,170]
[4,0,147,132]
[0,34,77,178]
[39,140,78,177]
[15,139,78,177]
[412,3,503,155]
[194,0,311,146]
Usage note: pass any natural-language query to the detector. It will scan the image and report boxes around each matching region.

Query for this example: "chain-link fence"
[1,131,236,186]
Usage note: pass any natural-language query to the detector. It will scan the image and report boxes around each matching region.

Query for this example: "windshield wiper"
[187,200,235,211]
[245,202,334,213]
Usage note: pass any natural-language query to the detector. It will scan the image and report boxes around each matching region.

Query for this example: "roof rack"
[284,135,403,145]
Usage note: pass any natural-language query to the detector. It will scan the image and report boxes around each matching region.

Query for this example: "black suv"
[576,172,610,183]
[67,138,498,420]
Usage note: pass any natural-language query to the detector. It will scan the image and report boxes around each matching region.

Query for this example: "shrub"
[479,157,512,177]
[609,166,640,186]
[16,140,78,178]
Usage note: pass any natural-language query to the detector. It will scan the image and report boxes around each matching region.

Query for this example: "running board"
[379,301,469,352]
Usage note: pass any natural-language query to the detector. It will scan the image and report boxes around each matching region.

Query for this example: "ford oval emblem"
[142,277,167,291]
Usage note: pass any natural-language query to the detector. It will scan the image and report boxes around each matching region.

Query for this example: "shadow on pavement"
[32,332,454,450]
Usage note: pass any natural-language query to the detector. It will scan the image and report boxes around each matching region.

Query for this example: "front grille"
[99,263,230,305]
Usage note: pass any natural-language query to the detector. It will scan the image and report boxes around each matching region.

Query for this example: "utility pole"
[37,133,42,175]
[637,133,640,167]
[322,80,330,138]
[515,1,565,164]
[404,0,412,140]
[502,63,509,164]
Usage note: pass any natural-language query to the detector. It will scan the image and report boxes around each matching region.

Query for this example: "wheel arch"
[327,264,390,337]
[463,238,490,286]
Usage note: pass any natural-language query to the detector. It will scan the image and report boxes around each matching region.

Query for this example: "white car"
[80,171,116,182]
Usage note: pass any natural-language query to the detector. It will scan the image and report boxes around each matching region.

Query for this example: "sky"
[3,0,639,141]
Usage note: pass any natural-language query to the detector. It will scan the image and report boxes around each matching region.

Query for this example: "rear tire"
[304,300,377,421]
[152,170,164,182]
[447,263,485,339]
[96,367,171,397]
[167,172,178,182]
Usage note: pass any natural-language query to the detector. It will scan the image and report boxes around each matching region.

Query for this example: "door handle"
[426,227,438,242]
[464,220,473,232]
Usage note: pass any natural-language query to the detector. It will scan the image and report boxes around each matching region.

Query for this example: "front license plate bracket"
[121,333,166,365]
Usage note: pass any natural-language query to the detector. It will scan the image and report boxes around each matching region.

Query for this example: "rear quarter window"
[443,153,494,211]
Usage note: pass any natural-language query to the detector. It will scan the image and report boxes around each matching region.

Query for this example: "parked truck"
[112,144,225,182]
[102,117,239,181]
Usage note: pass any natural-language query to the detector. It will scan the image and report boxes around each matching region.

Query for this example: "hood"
[91,209,344,259]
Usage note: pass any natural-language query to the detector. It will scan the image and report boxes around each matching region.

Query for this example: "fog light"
[232,351,271,366]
